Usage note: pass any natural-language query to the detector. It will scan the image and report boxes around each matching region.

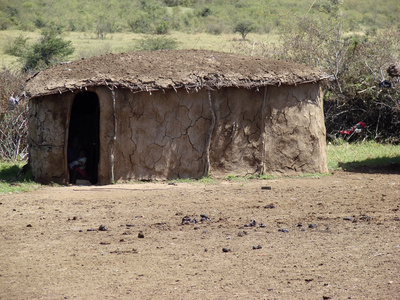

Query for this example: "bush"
[128,1,170,34]
[134,36,178,51]
[278,3,400,142]
[156,21,169,34]
[0,67,29,161]
[0,68,26,121]
[5,29,74,72]
[233,20,255,40]
[4,35,28,57]
[7,29,75,72]
[0,100,29,161]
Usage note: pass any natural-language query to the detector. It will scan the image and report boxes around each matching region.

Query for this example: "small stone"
[259,223,266,228]
[181,216,191,225]
[252,245,262,250]
[26,224,32,227]
[138,231,145,238]
[343,217,355,221]
[261,186,272,190]
[98,225,107,231]
[222,247,231,253]
[200,214,211,221]
[191,218,199,224]
[250,220,257,227]
[278,228,289,233]
[264,204,275,209]
[359,215,372,221]
[297,223,303,227]
[308,224,317,229]
[238,230,248,237]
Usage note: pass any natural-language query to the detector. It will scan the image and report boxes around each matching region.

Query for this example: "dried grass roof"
[25,50,331,98]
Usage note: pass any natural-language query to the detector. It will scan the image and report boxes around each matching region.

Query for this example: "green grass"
[167,176,217,185]
[0,30,281,69]
[0,161,40,194]
[327,141,400,171]
[293,173,332,179]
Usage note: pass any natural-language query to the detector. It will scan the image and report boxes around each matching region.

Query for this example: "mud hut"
[25,50,330,184]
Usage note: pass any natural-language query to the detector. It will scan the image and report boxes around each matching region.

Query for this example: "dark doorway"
[68,92,100,184]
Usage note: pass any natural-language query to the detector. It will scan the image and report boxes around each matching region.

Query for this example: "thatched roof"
[25,50,331,98]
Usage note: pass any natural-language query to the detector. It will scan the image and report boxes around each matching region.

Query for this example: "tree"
[234,20,254,40]
[22,29,75,72]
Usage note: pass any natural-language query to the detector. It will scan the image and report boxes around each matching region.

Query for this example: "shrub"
[20,29,74,72]
[0,100,29,161]
[156,21,169,34]
[134,36,178,51]
[96,17,114,39]
[128,1,170,34]
[5,29,75,72]
[4,35,28,57]
[0,67,29,161]
[233,20,255,40]
[278,2,400,142]
[0,68,26,121]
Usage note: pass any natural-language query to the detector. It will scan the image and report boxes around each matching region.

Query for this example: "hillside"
[0,0,399,35]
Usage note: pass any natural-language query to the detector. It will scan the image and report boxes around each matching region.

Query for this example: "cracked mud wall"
[29,83,327,184]
[96,87,114,184]
[263,84,328,174]
[111,89,211,181]
[209,88,263,176]
[29,93,73,184]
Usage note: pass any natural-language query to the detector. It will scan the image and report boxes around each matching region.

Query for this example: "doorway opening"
[68,92,100,184]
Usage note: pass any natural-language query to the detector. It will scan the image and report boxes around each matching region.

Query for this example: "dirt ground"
[0,170,399,300]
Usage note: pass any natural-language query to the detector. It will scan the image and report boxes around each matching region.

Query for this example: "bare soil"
[1,171,399,300]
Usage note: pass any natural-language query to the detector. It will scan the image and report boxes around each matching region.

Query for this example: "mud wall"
[209,88,263,176]
[29,83,327,184]
[29,93,73,184]
[105,84,326,180]
[112,89,211,181]
[263,84,328,174]
[95,87,114,184]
